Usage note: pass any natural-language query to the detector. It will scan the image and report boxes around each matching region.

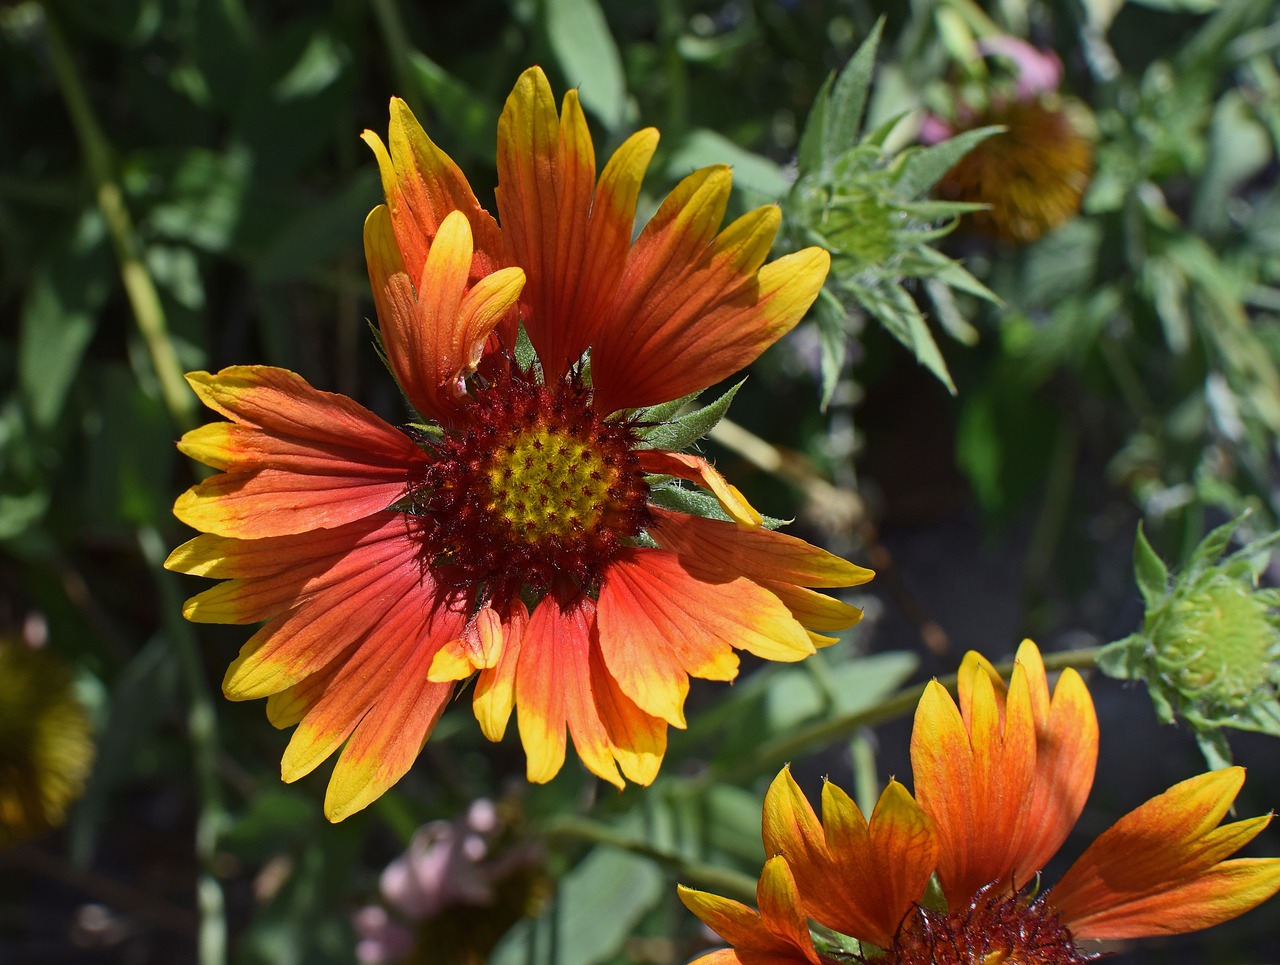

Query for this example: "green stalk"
[41,8,196,430]
[139,527,227,965]
[542,815,759,903]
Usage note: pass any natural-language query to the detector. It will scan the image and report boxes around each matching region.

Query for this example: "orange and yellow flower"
[168,66,870,821]
[680,640,1280,963]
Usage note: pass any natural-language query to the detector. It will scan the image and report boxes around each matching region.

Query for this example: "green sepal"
[1133,522,1171,610]
[634,380,743,451]
[1095,634,1145,681]
[647,481,786,530]
[1190,512,1246,569]
[514,321,540,375]
[1195,730,1235,770]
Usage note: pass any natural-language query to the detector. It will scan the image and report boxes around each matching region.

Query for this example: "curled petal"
[639,450,762,526]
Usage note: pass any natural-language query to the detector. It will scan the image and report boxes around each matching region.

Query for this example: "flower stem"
[139,527,228,965]
[41,8,195,429]
[541,815,758,903]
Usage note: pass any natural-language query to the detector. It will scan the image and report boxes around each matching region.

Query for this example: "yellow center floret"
[485,428,622,543]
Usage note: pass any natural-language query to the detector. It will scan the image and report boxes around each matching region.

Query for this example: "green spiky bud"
[1098,513,1280,767]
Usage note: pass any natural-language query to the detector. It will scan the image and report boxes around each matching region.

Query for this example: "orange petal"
[649,508,873,590]
[762,766,831,878]
[910,670,1037,904]
[428,606,503,682]
[221,529,428,700]
[596,548,814,726]
[362,97,506,283]
[812,779,936,950]
[515,595,622,788]
[1052,767,1278,936]
[323,616,461,821]
[638,450,763,526]
[279,597,438,783]
[264,651,349,730]
[473,602,528,742]
[1060,856,1280,940]
[495,68,598,375]
[593,193,830,410]
[756,580,863,633]
[368,206,526,421]
[588,639,668,786]
[764,769,934,950]
[677,859,822,964]
[175,367,427,538]
[1019,663,1098,876]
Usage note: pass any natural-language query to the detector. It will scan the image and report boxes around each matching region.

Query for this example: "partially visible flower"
[353,799,546,965]
[925,36,1094,244]
[168,66,870,821]
[1099,514,1280,767]
[681,640,1280,963]
[0,637,94,844]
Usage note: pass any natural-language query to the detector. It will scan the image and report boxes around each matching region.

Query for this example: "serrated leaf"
[821,19,884,168]
[924,278,979,346]
[544,0,626,129]
[814,288,849,409]
[1133,522,1171,608]
[635,380,742,451]
[894,126,1002,198]
[852,280,955,393]
[1191,512,1246,569]
[797,73,834,173]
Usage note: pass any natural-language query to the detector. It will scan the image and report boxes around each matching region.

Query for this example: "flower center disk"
[416,366,650,597]
[888,887,1092,965]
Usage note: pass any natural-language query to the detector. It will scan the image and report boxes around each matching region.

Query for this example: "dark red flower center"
[887,885,1092,965]
[410,364,650,600]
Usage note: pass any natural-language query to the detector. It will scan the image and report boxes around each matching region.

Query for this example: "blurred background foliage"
[3,0,1280,963]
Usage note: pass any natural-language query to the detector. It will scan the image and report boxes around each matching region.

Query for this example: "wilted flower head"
[680,640,1280,963]
[1099,514,1280,767]
[0,637,94,844]
[925,36,1094,244]
[354,799,545,965]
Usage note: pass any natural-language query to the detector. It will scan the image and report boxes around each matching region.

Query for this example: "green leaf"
[893,126,1002,199]
[635,380,742,451]
[544,0,627,129]
[814,288,849,409]
[796,73,833,174]
[1133,522,1171,608]
[821,19,884,168]
[272,29,346,101]
[666,129,790,199]
[19,271,98,429]
[766,651,919,730]
[489,847,663,965]
[1191,512,1246,569]
[851,280,955,393]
